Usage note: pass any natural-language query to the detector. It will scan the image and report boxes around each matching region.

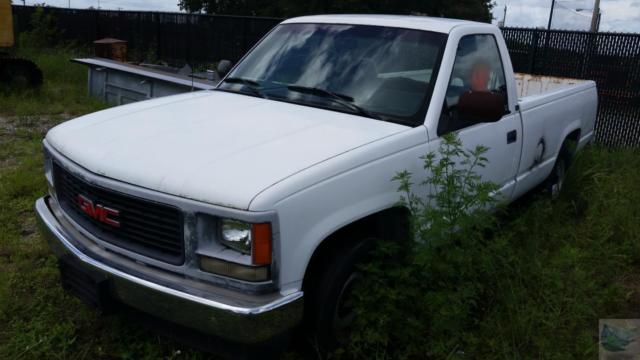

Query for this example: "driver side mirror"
[217,59,232,77]
[458,91,507,123]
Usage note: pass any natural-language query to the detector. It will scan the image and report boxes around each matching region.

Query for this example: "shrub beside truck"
[35,15,597,355]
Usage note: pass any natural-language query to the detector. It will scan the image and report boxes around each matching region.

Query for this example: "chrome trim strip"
[36,196,302,315]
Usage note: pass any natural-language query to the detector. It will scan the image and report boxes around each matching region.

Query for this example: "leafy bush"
[18,6,63,50]
[343,140,640,359]
[344,133,506,359]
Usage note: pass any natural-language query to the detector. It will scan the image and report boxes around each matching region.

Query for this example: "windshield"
[217,23,447,126]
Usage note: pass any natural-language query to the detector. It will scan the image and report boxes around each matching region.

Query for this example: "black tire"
[304,238,374,352]
[0,58,44,90]
[545,142,573,199]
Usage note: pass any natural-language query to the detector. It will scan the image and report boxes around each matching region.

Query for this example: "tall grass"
[0,47,107,117]
[345,146,640,359]
[474,147,640,358]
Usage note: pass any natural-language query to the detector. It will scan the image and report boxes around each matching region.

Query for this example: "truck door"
[436,34,522,199]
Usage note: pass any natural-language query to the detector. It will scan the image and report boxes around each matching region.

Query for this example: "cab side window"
[438,34,508,136]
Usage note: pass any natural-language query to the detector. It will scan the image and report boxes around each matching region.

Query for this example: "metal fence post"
[529,30,539,74]
[95,9,100,40]
[241,17,248,62]
[136,11,140,56]
[155,13,161,62]
[542,29,551,74]
[581,31,597,79]
[186,14,191,67]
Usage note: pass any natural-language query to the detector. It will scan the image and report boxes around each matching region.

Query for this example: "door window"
[438,34,508,135]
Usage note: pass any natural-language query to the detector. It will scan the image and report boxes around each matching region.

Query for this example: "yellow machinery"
[0,0,14,47]
[0,0,43,88]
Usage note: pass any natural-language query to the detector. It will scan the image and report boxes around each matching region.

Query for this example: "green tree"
[178,0,494,22]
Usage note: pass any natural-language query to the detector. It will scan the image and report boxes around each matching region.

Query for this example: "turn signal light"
[251,223,272,265]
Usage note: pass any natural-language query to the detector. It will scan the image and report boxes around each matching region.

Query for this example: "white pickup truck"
[36,15,597,353]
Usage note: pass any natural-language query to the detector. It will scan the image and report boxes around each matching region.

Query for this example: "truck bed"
[511,73,598,199]
[515,73,594,109]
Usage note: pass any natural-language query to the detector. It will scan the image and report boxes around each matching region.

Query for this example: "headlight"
[198,217,273,281]
[220,219,252,254]
[219,219,272,265]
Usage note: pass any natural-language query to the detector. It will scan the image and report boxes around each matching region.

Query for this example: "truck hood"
[46,91,408,210]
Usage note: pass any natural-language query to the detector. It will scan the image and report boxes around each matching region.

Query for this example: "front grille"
[53,161,185,265]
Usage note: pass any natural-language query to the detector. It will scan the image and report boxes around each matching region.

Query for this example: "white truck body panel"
[46,90,407,210]
[283,14,475,34]
[514,77,597,198]
[43,16,598,298]
[252,23,598,289]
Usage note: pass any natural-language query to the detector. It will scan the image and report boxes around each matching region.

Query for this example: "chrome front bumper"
[35,196,303,344]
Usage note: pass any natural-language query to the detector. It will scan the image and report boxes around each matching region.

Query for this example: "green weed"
[345,138,640,359]
[0,48,107,116]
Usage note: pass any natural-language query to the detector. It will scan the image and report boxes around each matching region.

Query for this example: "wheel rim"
[333,272,360,343]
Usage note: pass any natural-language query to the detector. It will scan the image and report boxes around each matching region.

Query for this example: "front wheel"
[304,238,373,352]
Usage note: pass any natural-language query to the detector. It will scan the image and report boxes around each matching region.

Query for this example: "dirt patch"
[0,115,14,140]
[1,115,69,137]
[0,114,71,168]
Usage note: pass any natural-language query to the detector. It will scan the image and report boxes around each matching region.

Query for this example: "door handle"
[507,130,517,144]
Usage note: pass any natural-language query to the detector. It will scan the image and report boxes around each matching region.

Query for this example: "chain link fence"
[503,27,640,147]
[11,6,640,146]
[12,5,281,67]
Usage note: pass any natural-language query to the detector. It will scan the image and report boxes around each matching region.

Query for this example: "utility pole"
[547,0,556,30]
[590,0,601,32]
[502,5,508,27]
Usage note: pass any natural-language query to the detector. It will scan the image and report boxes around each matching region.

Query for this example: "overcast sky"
[492,0,640,32]
[12,0,640,33]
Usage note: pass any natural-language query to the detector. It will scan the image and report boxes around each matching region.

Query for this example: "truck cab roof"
[283,14,493,34]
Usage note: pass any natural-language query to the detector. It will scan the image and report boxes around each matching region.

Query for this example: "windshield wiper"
[221,77,265,98]
[286,85,382,120]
